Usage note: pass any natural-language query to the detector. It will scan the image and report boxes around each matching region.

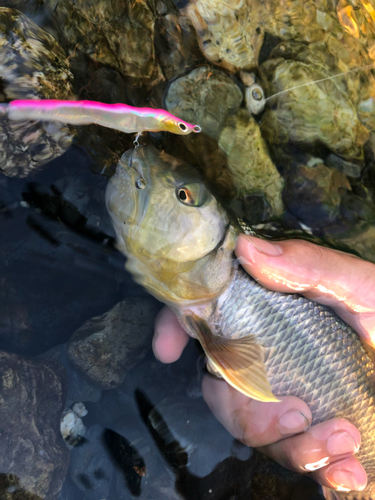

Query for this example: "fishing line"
[265,62,375,102]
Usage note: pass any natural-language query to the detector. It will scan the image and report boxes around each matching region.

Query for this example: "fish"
[105,144,375,499]
[0,99,202,136]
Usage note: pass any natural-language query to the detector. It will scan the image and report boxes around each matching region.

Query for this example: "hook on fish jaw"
[128,144,147,190]
[133,132,141,148]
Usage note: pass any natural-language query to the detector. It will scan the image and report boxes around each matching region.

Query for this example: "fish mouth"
[105,147,151,234]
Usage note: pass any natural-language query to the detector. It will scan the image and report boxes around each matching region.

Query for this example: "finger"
[259,417,361,474]
[236,234,375,345]
[202,375,312,447]
[153,306,189,363]
[312,456,367,493]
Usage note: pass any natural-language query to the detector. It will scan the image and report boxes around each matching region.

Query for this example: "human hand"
[153,235,374,493]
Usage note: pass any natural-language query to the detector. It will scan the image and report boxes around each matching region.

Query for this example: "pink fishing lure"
[0,100,202,136]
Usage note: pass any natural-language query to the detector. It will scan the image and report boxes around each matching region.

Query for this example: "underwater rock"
[40,344,102,406]
[60,406,87,447]
[165,65,242,140]
[179,0,361,72]
[280,157,375,238]
[0,8,74,177]
[67,298,161,390]
[241,193,274,225]
[0,475,44,500]
[261,42,370,160]
[336,0,375,53]
[0,351,69,499]
[180,0,266,70]
[283,159,350,230]
[155,10,204,81]
[339,225,375,263]
[218,109,284,216]
[45,0,160,82]
[326,153,363,178]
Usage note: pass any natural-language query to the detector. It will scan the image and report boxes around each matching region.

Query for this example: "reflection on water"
[1,0,375,498]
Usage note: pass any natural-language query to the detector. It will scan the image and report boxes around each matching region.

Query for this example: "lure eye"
[176,183,209,207]
[178,122,188,132]
[193,125,202,133]
[135,178,146,189]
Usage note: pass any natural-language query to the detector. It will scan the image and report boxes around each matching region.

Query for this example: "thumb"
[235,234,375,346]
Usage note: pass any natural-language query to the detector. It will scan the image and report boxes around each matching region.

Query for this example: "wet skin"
[153,235,374,493]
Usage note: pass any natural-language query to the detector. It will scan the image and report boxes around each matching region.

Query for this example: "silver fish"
[106,144,375,499]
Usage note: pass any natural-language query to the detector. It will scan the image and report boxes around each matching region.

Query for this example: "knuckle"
[238,420,259,447]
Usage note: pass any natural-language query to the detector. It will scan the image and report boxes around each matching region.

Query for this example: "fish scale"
[212,265,375,497]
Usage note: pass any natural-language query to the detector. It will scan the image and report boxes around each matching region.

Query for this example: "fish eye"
[178,188,189,202]
[176,183,209,207]
[135,178,146,189]
[178,122,187,132]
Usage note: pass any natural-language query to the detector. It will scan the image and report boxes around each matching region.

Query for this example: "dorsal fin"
[185,314,279,403]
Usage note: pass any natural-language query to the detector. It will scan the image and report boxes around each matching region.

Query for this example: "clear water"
[1,0,374,498]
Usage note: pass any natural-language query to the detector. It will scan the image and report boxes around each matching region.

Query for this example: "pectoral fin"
[185,314,279,403]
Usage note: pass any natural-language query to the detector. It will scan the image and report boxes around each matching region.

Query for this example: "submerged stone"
[165,65,242,140]
[44,0,160,82]
[218,110,284,216]
[282,157,375,239]
[67,298,161,389]
[180,0,266,70]
[0,351,69,499]
[0,8,74,177]
[261,42,370,160]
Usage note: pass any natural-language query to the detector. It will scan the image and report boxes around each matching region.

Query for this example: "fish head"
[106,145,236,304]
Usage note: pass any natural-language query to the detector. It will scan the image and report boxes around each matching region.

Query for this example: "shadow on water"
[134,390,324,500]
[103,428,146,497]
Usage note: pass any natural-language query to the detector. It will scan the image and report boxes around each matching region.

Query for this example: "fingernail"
[278,410,310,436]
[328,469,364,492]
[326,431,359,457]
[243,235,283,256]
